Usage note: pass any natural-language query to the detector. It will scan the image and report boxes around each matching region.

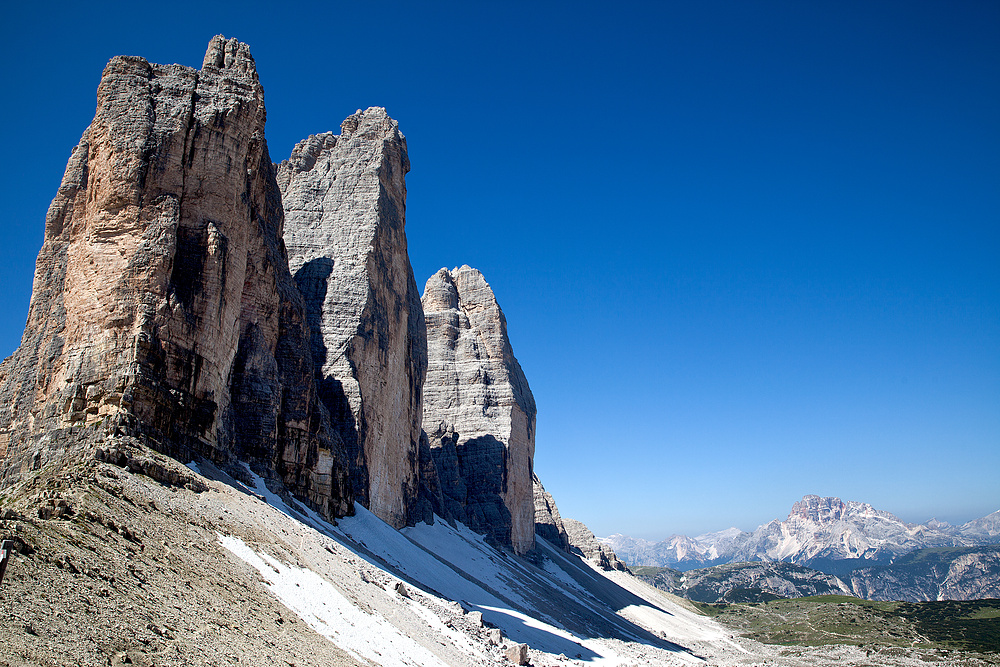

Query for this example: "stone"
[277,110,427,529]
[505,642,529,665]
[421,266,536,554]
[0,36,352,520]
[0,540,13,585]
[533,474,571,551]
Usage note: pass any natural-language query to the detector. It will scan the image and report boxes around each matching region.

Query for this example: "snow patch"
[219,533,448,667]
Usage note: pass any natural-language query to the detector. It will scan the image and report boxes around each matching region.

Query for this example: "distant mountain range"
[632,545,1000,603]
[631,561,852,603]
[602,495,1000,574]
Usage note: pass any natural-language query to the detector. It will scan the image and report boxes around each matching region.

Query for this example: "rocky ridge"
[849,545,1000,602]
[563,518,628,572]
[533,473,571,552]
[632,561,854,604]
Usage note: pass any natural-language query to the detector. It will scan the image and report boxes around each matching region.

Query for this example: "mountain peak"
[202,35,257,79]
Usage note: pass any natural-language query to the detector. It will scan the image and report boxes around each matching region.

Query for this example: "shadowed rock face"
[533,474,571,552]
[277,110,427,529]
[0,36,352,520]
[421,266,536,553]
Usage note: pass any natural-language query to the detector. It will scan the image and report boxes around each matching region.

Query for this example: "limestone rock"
[505,642,529,665]
[421,266,536,553]
[0,36,352,520]
[533,474,571,551]
[563,519,628,572]
[277,109,427,529]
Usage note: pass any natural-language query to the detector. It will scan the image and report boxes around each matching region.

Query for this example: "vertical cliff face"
[277,110,427,529]
[0,37,352,519]
[421,266,536,553]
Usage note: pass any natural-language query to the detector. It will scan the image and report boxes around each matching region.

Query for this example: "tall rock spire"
[0,37,352,520]
[421,266,536,553]
[277,109,427,529]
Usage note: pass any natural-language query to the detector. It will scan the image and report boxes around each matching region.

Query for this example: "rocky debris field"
[0,441,361,667]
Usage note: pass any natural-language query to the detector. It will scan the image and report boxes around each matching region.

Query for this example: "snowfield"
[190,461,766,665]
[174,462,955,666]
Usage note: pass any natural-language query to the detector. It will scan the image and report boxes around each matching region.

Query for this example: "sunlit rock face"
[0,36,352,520]
[277,109,427,529]
[421,266,536,553]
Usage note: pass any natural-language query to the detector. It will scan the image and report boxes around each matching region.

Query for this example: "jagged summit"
[202,34,258,77]
[603,495,1000,574]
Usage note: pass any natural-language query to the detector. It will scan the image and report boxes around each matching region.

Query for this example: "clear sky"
[2,1,997,539]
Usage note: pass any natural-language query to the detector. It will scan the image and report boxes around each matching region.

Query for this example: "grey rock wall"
[0,36,352,520]
[277,110,427,529]
[421,267,536,553]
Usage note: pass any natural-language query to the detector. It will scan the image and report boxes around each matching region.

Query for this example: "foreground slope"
[3,440,992,666]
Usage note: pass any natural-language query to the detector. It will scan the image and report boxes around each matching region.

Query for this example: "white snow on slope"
[220,533,448,667]
[197,462,766,665]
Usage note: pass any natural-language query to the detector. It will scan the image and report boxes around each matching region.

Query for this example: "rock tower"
[277,111,427,529]
[421,266,536,553]
[0,36,352,519]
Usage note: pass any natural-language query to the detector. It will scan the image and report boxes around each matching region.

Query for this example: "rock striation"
[277,111,427,529]
[421,266,536,553]
[0,36,352,519]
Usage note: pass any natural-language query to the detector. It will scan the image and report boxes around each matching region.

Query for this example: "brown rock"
[0,37,352,520]
[505,642,529,665]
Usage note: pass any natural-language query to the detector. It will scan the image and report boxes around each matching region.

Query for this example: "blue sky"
[2,1,997,539]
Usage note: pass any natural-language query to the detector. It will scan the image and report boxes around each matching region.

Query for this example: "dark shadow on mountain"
[456,434,512,548]
[293,258,334,370]
[293,258,366,501]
